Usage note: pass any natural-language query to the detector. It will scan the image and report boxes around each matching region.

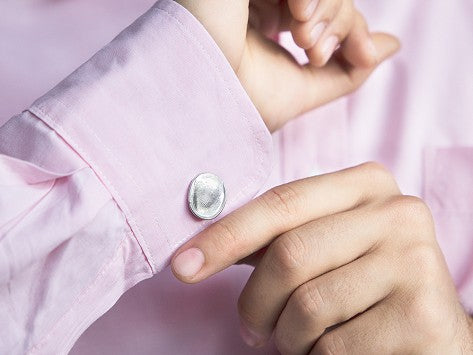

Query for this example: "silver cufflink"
[188,172,226,220]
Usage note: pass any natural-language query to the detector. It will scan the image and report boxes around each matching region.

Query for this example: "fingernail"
[173,248,205,278]
[310,22,326,44]
[304,0,319,19]
[239,321,265,348]
[321,35,339,63]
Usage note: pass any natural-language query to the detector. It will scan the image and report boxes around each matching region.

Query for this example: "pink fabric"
[1,1,273,353]
[423,147,473,301]
[28,0,273,272]
[0,0,472,354]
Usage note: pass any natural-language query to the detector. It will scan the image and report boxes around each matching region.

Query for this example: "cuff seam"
[30,0,271,273]
[153,1,269,250]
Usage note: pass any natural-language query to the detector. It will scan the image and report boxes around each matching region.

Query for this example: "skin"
[176,0,399,132]
[172,1,473,353]
[173,163,473,354]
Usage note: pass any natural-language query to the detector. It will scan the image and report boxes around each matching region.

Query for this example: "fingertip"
[343,30,400,69]
[239,321,267,348]
[288,0,319,22]
[290,19,327,50]
[171,247,205,283]
[339,33,401,92]
[371,33,401,62]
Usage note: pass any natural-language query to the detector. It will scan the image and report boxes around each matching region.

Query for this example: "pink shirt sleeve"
[0,1,272,353]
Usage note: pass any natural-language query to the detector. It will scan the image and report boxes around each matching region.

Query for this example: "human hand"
[176,0,400,132]
[251,0,379,68]
[172,162,473,354]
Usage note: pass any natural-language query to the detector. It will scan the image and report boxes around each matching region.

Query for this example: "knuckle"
[333,1,355,35]
[209,218,245,260]
[314,332,348,355]
[266,232,306,276]
[403,196,433,224]
[354,9,368,31]
[406,293,444,341]
[398,246,445,340]
[356,161,399,193]
[386,195,434,231]
[260,184,302,219]
[406,242,442,279]
[329,0,344,17]
[292,282,326,324]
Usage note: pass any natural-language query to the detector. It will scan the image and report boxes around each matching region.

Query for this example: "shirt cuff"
[28,0,273,273]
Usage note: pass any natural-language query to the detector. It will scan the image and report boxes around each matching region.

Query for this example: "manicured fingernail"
[173,248,204,278]
[304,0,319,19]
[321,35,339,63]
[239,321,265,348]
[310,22,326,44]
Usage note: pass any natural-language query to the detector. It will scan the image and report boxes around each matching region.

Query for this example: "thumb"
[345,33,401,88]
[297,32,401,114]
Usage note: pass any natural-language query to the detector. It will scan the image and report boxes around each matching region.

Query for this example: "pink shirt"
[0,0,472,354]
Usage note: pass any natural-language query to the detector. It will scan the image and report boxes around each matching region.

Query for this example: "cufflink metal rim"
[187,172,226,220]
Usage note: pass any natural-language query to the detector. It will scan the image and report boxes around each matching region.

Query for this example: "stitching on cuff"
[29,1,270,272]
[153,4,268,249]
[30,103,157,273]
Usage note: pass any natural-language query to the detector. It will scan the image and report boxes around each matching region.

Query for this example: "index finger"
[171,162,399,283]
